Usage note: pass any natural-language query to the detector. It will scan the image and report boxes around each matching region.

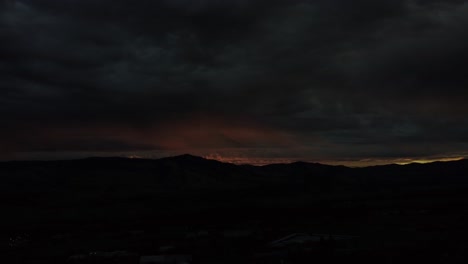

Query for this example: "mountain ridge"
[3,153,465,168]
[2,154,468,232]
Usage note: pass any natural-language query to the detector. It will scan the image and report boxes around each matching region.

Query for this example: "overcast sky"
[1,0,468,165]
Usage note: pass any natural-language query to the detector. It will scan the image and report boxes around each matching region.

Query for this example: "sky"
[1,0,468,166]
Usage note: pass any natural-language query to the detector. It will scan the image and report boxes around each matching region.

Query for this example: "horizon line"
[1,153,466,168]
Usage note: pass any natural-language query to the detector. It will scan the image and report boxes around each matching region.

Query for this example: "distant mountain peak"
[174,154,205,159]
[178,153,202,158]
[162,154,212,162]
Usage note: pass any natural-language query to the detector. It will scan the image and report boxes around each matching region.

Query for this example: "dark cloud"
[1,0,468,163]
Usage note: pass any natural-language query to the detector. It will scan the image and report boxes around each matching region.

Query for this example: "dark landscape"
[3,0,468,263]
[3,155,468,263]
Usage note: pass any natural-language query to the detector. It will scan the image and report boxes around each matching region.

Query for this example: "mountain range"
[2,155,468,232]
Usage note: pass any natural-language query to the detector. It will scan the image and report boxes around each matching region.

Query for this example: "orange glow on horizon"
[395,157,465,165]
[200,155,467,167]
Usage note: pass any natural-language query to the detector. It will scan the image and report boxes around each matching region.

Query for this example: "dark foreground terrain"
[2,155,468,263]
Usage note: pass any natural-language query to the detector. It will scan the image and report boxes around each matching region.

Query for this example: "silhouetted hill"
[2,156,468,232]
[2,156,468,197]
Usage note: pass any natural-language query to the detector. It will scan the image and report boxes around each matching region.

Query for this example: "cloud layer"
[2,0,468,163]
